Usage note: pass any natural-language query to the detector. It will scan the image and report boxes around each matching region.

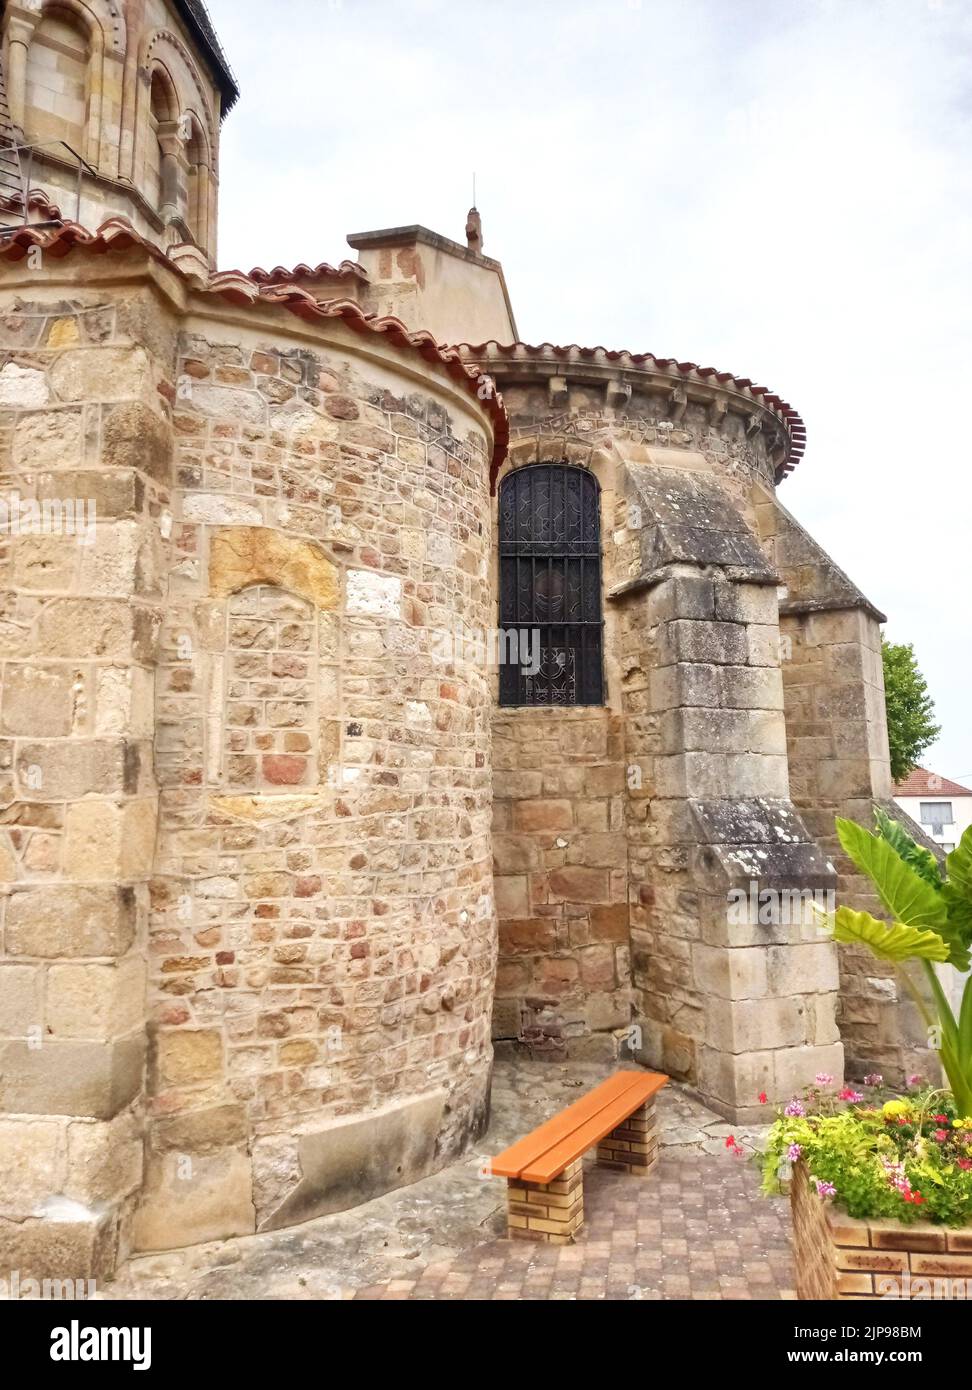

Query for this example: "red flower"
[935,1114,949,1124]
[757,1092,768,1105]
[933,1129,949,1142]
[725,1135,736,1149]
[959,1159,972,1171]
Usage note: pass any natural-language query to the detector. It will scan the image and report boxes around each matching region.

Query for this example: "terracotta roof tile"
[893,767,972,798]
[247,260,368,286]
[0,219,507,474]
[455,340,806,478]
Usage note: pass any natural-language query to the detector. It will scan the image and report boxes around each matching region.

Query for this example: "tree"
[882,638,941,784]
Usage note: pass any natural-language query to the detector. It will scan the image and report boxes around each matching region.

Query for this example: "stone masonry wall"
[140,308,498,1246]
[491,708,630,1060]
[0,248,500,1273]
[753,485,925,1085]
[0,283,170,1280]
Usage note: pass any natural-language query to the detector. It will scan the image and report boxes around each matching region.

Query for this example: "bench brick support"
[596,1098,658,1175]
[506,1159,584,1244]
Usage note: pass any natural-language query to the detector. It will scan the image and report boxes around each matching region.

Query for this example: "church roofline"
[0,217,507,470]
[171,0,240,114]
[454,339,807,482]
[347,224,518,342]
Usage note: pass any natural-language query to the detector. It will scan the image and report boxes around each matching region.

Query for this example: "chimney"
[465,206,483,254]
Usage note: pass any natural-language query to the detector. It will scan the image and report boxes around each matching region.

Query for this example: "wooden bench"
[490,1069,668,1244]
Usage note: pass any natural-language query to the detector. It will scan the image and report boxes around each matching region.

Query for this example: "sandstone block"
[0,963,42,1037]
[65,1110,143,1207]
[46,957,146,1041]
[0,1034,145,1119]
[156,1029,223,1086]
[512,799,572,832]
[101,400,171,482]
[11,407,83,470]
[0,362,49,407]
[17,740,136,800]
[64,798,157,879]
[0,1213,117,1282]
[1,665,76,736]
[0,1118,63,1214]
[50,347,151,402]
[5,885,137,958]
[134,1149,256,1252]
[209,526,338,608]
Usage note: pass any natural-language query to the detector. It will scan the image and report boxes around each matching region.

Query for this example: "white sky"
[210,0,972,782]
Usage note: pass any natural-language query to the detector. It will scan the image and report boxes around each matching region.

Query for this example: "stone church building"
[0,0,923,1280]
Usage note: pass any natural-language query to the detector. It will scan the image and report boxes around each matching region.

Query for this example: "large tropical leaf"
[830,906,950,963]
[959,975,972,1070]
[943,885,972,953]
[873,806,943,889]
[947,825,972,904]
[837,818,949,928]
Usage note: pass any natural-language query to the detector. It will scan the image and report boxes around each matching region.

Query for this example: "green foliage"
[826,814,972,1114]
[882,638,940,783]
[762,1088,972,1226]
[837,818,949,930]
[836,816,968,969]
[873,806,942,888]
[831,907,949,963]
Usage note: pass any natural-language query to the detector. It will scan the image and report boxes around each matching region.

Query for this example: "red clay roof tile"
[455,339,806,478]
[0,219,507,474]
[893,768,972,798]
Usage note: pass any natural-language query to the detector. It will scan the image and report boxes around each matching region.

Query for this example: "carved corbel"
[548,375,569,409]
[606,379,632,411]
[668,384,687,422]
[708,396,729,430]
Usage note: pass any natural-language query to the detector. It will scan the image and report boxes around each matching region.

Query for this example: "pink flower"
[907,1074,923,1087]
[815,1180,837,1198]
[815,1073,834,1086]
[787,1143,803,1161]
[863,1073,883,1087]
[958,1159,972,1171]
[934,1129,949,1142]
[784,1099,806,1118]
[838,1088,864,1103]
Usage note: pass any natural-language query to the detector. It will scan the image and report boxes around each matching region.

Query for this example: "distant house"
[893,767,972,854]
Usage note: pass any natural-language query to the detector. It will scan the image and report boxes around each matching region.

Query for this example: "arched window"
[498,463,603,707]
[24,7,90,156]
[147,70,176,211]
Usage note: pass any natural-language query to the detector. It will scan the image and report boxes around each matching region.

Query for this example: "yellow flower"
[882,1100,912,1119]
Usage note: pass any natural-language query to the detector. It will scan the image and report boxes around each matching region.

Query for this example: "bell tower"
[0,0,238,265]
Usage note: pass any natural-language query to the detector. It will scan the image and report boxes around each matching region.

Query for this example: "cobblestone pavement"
[108,1056,794,1301]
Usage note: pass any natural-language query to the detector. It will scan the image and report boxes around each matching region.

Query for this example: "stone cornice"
[454,341,804,483]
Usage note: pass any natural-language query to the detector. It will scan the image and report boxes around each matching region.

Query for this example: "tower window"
[498,463,603,707]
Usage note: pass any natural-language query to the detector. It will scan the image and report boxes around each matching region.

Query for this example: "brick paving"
[111,1057,795,1301]
[352,1152,796,1301]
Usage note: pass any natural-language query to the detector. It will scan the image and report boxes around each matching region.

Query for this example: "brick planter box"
[791,1163,972,1299]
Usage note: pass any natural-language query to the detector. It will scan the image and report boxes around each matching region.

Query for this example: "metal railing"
[0,138,98,229]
